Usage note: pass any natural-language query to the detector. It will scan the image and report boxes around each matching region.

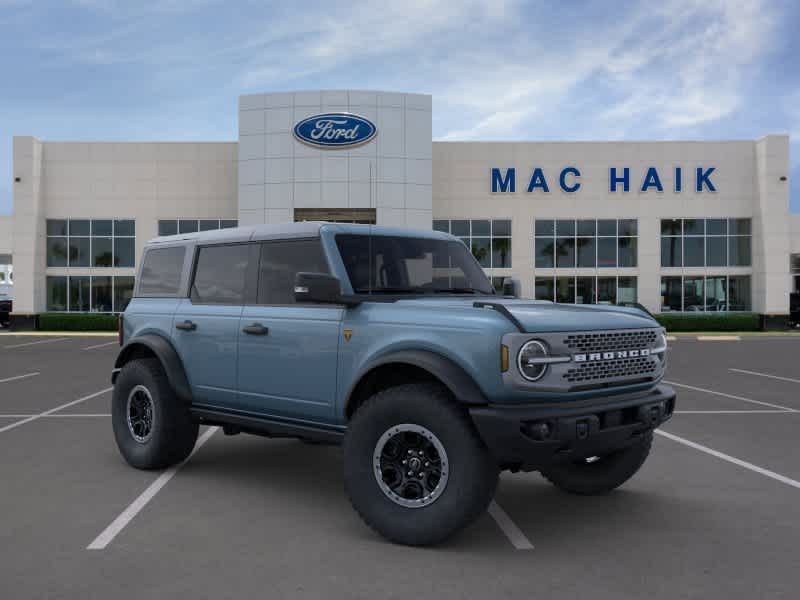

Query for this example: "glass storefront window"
[661,277,682,311]
[660,275,751,312]
[556,276,575,303]
[46,276,68,311]
[535,277,555,301]
[576,277,596,304]
[660,218,751,267]
[45,276,136,313]
[46,219,136,269]
[618,277,637,304]
[69,276,91,312]
[535,219,637,270]
[92,276,113,312]
[597,277,617,304]
[435,219,512,269]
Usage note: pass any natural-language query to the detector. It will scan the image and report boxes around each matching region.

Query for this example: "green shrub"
[655,312,760,332]
[38,313,119,331]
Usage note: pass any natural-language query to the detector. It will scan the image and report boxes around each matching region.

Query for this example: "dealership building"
[1,89,798,328]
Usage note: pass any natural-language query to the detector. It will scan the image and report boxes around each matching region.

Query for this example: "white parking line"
[488,500,534,550]
[3,337,69,349]
[0,413,110,418]
[697,336,741,341]
[87,426,219,550]
[729,368,800,385]
[0,387,112,433]
[83,341,118,351]
[656,430,800,490]
[0,372,39,384]
[676,409,798,414]
[664,380,796,412]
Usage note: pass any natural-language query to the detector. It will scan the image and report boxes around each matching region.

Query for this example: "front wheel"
[112,358,199,470]
[343,383,499,546]
[540,431,653,495]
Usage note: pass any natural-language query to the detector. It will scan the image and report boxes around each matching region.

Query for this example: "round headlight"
[518,340,548,381]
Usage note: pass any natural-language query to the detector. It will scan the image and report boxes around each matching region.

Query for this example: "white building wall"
[12,139,238,313]
[433,137,788,313]
[238,90,432,229]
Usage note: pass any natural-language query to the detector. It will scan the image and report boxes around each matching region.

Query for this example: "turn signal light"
[500,344,509,372]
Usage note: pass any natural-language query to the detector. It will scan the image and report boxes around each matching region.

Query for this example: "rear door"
[172,242,254,408]
[236,238,343,421]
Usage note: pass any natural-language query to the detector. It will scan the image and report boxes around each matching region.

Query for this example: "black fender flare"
[346,350,487,415]
[113,334,192,402]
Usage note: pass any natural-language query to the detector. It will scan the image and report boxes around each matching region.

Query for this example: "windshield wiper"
[353,287,430,294]
[432,287,487,294]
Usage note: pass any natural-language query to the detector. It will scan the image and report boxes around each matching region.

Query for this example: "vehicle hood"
[390,297,659,333]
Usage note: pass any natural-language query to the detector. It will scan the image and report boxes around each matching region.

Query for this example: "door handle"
[242,323,269,336]
[175,320,197,331]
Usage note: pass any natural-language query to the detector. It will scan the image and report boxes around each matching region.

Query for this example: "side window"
[190,244,250,305]
[138,246,186,296]
[257,240,329,305]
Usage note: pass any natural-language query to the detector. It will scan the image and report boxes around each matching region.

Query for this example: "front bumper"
[469,384,676,471]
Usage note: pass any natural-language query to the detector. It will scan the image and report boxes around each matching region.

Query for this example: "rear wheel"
[344,383,499,546]
[540,431,653,495]
[112,358,198,470]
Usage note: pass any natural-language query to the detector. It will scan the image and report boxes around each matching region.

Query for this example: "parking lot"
[1,333,798,599]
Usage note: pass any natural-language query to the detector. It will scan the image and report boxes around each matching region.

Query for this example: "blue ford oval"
[293,113,377,148]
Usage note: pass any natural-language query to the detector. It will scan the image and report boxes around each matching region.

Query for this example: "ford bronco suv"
[112,222,675,545]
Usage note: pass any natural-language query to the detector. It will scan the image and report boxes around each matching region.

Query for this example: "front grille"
[563,329,658,354]
[563,356,658,383]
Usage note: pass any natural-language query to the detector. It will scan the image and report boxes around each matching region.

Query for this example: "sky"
[0,0,798,215]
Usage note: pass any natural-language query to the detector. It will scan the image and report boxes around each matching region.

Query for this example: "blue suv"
[112,222,675,545]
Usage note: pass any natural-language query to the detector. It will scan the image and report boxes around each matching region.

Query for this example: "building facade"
[1,89,797,328]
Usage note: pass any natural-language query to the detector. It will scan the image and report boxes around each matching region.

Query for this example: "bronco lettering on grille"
[573,348,651,362]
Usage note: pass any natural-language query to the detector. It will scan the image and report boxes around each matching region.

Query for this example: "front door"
[172,243,251,408]
[236,239,342,422]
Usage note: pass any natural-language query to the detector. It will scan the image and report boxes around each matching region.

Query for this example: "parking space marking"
[697,336,741,341]
[87,426,219,550]
[676,409,798,414]
[656,430,800,490]
[0,413,110,418]
[664,380,796,412]
[0,387,113,434]
[487,500,534,550]
[0,372,39,384]
[729,368,800,385]
[2,337,69,349]
[83,341,118,351]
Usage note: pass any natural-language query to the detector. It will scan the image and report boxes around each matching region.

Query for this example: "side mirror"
[294,272,342,304]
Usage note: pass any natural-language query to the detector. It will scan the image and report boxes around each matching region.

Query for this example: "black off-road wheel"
[112,358,199,470]
[343,383,499,546]
[540,431,653,495]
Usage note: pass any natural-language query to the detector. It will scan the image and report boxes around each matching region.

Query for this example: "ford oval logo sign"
[293,113,377,149]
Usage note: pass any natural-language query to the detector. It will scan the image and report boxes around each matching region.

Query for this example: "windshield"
[335,234,494,295]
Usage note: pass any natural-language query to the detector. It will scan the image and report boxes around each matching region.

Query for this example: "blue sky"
[1,0,798,215]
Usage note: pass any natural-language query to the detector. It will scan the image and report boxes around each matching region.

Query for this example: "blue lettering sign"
[527,168,550,193]
[559,167,581,193]
[491,168,515,193]
[640,167,664,192]
[609,167,630,192]
[696,167,716,192]
[674,167,682,193]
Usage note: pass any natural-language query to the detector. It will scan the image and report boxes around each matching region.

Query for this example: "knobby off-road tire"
[343,383,499,546]
[112,358,199,470]
[540,431,653,495]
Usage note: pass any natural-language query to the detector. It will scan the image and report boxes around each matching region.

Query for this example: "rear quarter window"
[137,246,186,296]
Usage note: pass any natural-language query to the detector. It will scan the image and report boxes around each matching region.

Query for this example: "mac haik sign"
[490,166,717,194]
